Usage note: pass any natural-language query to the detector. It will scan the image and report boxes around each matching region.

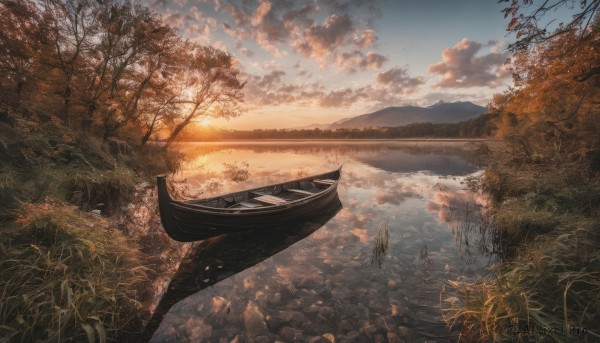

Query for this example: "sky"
[144,0,515,129]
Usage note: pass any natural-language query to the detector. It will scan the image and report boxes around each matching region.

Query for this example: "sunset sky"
[146,0,515,129]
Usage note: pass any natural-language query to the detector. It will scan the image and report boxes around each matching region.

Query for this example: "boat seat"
[253,194,287,205]
[313,179,336,186]
[286,188,314,196]
[238,201,262,208]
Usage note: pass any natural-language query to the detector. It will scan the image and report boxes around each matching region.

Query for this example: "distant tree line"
[176,113,499,140]
[0,0,244,148]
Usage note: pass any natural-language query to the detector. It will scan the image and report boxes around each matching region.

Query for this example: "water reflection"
[150,141,497,342]
[426,181,501,266]
[355,149,477,175]
[145,197,342,341]
[222,161,250,183]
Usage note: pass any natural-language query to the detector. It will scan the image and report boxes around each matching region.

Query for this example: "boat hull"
[157,168,341,242]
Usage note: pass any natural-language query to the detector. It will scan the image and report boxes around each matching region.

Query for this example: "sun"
[199,118,212,126]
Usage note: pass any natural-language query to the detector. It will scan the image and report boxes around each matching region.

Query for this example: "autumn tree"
[137,32,187,146]
[501,0,600,80]
[87,2,181,141]
[0,1,51,105]
[162,45,245,149]
[497,1,598,161]
[1,0,245,150]
[40,0,101,127]
[492,6,600,165]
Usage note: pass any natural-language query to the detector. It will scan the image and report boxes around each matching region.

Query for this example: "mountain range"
[325,101,487,129]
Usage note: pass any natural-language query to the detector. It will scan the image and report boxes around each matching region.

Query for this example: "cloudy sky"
[146,0,514,129]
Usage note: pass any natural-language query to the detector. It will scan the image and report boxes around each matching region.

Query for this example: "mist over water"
[151,141,495,342]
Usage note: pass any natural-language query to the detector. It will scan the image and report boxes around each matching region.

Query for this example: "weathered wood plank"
[238,201,263,208]
[287,188,314,196]
[313,179,336,186]
[254,195,287,205]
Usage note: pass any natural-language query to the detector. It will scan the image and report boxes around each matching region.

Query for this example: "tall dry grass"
[0,204,149,342]
[444,222,600,342]
[443,146,600,342]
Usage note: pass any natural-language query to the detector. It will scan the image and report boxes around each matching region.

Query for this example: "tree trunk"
[140,119,157,147]
[162,103,201,149]
[162,118,191,149]
[80,101,96,143]
[63,86,72,127]
[140,130,152,147]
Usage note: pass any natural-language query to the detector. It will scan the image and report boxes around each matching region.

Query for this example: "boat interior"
[186,177,338,209]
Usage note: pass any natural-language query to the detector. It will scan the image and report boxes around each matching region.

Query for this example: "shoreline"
[173,138,500,143]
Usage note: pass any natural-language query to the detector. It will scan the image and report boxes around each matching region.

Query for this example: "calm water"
[150,140,495,343]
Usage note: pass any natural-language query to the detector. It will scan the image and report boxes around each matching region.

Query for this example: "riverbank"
[444,142,600,341]
[0,106,190,341]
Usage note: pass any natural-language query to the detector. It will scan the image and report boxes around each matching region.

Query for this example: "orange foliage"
[490,18,600,166]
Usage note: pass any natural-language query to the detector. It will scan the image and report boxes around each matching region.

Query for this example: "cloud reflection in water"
[150,141,493,342]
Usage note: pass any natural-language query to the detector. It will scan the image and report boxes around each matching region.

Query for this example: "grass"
[0,91,185,342]
[445,223,600,342]
[443,144,600,342]
[130,144,184,177]
[68,165,137,213]
[0,162,139,215]
[0,203,149,342]
[0,166,18,208]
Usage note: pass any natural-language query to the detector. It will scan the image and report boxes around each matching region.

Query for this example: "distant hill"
[328,101,487,129]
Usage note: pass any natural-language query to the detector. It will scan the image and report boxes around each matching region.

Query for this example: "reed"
[370,220,390,268]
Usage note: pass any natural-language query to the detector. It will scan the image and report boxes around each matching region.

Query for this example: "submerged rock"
[243,302,269,338]
[278,326,303,342]
[181,318,212,341]
[317,306,335,321]
[308,335,332,343]
[277,310,310,329]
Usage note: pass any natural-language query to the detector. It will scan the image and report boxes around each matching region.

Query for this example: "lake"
[149,140,496,342]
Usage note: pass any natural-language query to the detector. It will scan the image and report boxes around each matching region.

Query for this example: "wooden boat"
[157,167,342,241]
